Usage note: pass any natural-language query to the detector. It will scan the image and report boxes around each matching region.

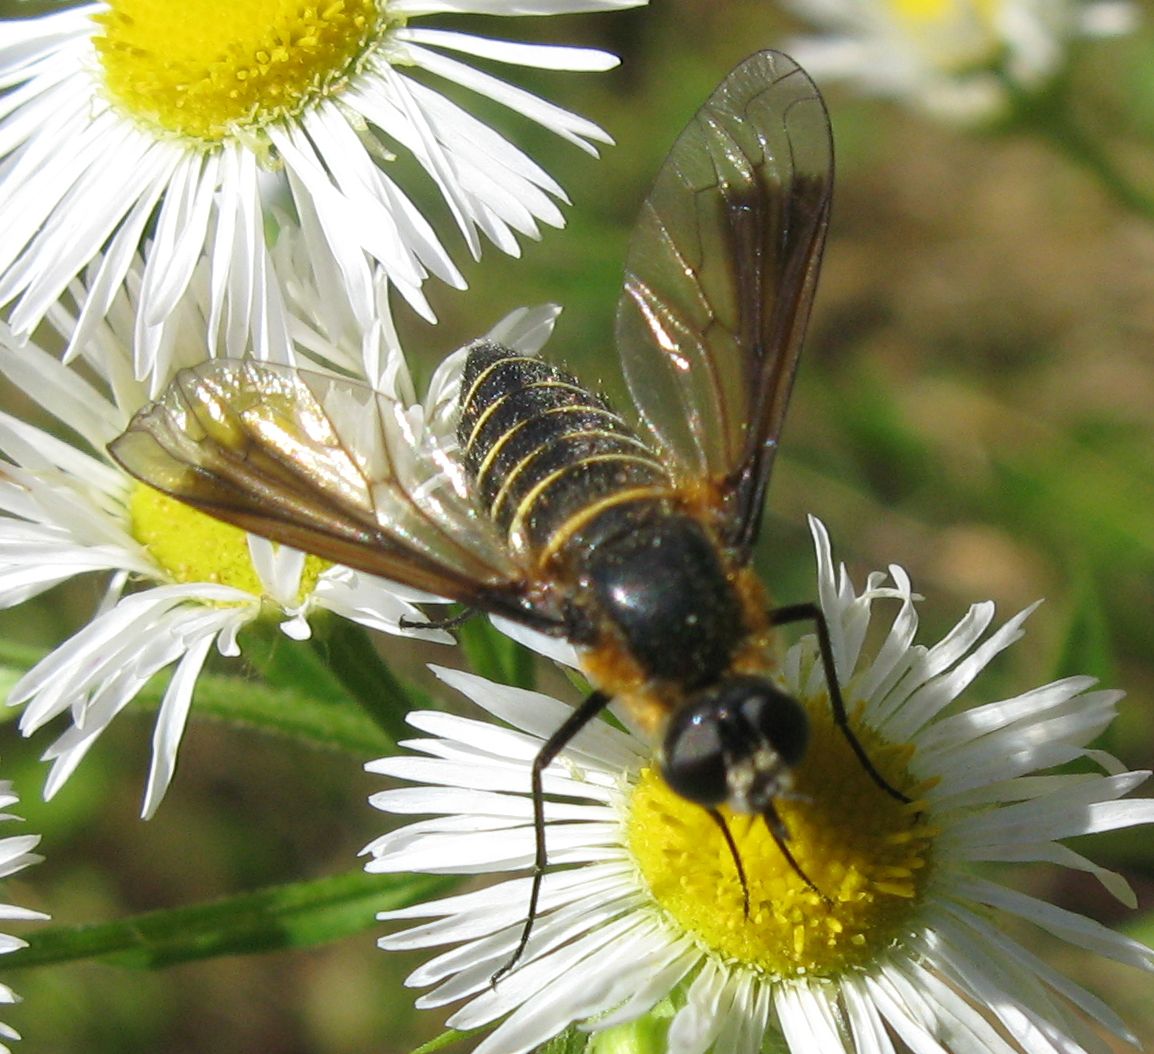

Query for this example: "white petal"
[419,885,639,1003]
[0,335,130,450]
[8,128,178,332]
[711,973,768,1054]
[948,771,1152,847]
[667,961,734,1054]
[589,931,700,1029]
[930,913,1116,1053]
[457,913,651,1054]
[431,666,643,769]
[141,629,219,818]
[900,603,1040,741]
[63,180,166,365]
[312,567,453,643]
[489,614,580,668]
[378,865,630,946]
[401,43,610,152]
[875,959,1018,1054]
[841,976,898,1054]
[140,150,217,326]
[485,302,561,354]
[398,28,619,71]
[389,1,645,19]
[861,969,953,1054]
[776,983,849,1054]
[966,839,1136,906]
[952,875,1154,972]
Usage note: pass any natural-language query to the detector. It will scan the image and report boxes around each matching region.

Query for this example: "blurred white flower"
[366,517,1154,1054]
[783,0,1137,121]
[0,0,641,379]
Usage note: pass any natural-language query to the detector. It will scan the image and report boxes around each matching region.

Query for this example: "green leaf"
[307,616,436,743]
[239,617,430,748]
[1052,578,1116,686]
[237,618,356,706]
[541,1028,592,1054]
[4,869,457,971]
[0,640,48,722]
[456,616,536,690]
[187,667,395,758]
[1121,909,1154,952]
[409,1027,489,1054]
[586,998,677,1054]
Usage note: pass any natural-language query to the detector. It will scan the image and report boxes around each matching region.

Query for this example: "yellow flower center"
[627,694,935,979]
[129,483,327,602]
[94,0,399,143]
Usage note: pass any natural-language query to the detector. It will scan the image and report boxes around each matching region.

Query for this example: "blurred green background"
[1,0,1153,1050]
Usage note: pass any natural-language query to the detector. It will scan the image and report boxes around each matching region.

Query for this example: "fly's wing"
[615,51,832,561]
[109,360,554,626]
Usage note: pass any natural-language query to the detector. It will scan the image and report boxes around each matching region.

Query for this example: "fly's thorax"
[728,566,778,668]
[576,509,746,687]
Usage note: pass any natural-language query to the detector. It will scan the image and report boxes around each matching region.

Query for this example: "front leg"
[769,602,910,804]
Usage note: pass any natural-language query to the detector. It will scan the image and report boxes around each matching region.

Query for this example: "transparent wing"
[109,360,554,625]
[615,50,833,560]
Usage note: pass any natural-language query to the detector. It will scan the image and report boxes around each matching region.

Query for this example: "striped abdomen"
[457,341,673,560]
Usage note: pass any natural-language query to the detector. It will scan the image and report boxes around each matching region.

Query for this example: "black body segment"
[458,341,672,557]
[583,511,743,685]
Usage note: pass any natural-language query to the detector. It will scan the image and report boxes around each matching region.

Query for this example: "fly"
[108,50,909,984]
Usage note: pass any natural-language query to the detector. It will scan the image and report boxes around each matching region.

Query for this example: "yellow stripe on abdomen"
[458,342,674,560]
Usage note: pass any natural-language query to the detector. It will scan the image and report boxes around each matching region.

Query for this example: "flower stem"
[1008,77,1154,222]
[307,618,429,747]
[238,618,427,749]
[4,868,454,969]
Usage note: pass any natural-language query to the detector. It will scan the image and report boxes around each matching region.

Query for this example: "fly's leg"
[398,607,476,632]
[706,807,750,916]
[492,689,613,986]
[769,603,910,804]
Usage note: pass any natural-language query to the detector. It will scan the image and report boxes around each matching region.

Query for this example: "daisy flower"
[0,779,47,1054]
[365,517,1154,1054]
[0,261,492,819]
[782,0,1137,121]
[0,0,640,382]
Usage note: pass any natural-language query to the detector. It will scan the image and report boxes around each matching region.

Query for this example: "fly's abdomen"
[458,341,672,558]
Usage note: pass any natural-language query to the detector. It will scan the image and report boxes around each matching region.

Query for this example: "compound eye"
[737,684,809,768]
[659,701,729,807]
